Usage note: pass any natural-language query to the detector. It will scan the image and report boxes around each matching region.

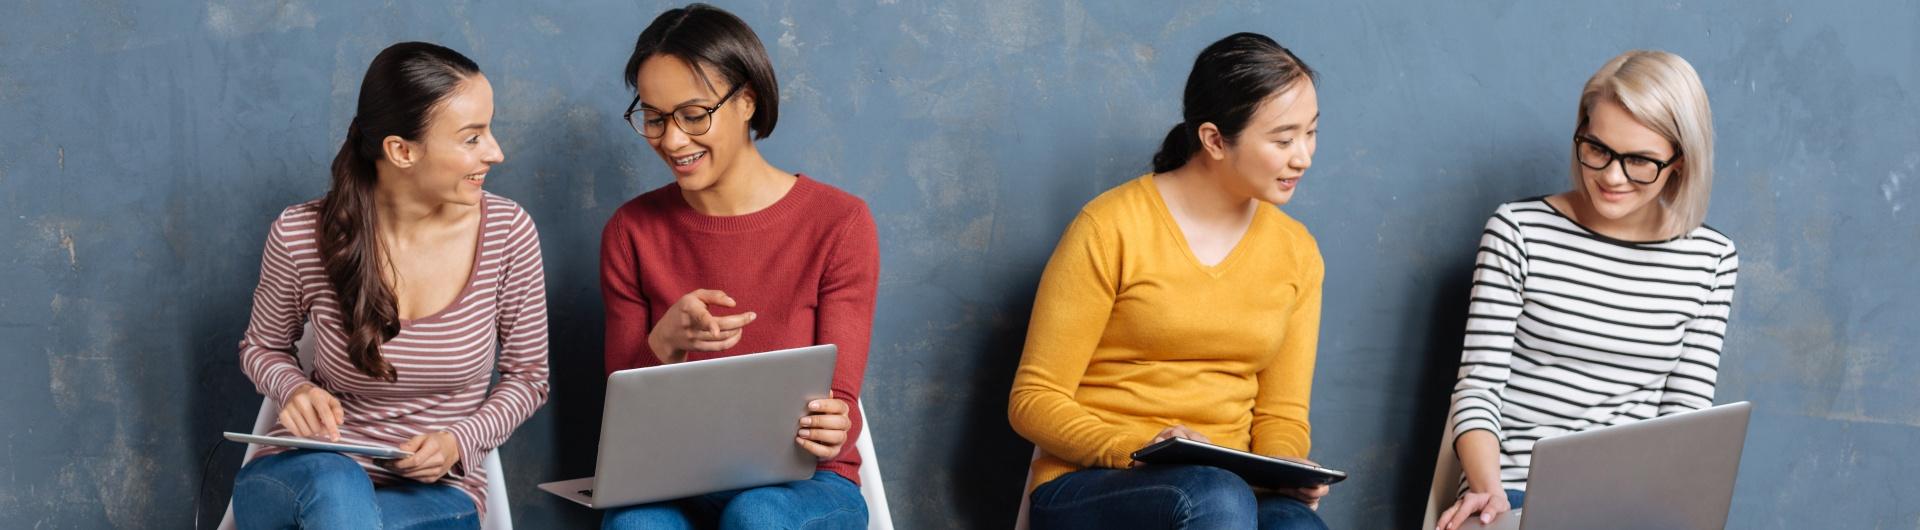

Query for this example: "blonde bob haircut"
[1573,50,1715,239]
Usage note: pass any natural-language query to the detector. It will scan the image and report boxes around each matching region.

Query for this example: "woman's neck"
[373,173,465,243]
[1158,162,1258,226]
[682,146,795,217]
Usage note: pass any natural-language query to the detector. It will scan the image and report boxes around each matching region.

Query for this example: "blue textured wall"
[2,1,1916,528]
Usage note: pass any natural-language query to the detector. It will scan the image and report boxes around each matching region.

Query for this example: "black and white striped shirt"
[1448,198,1739,492]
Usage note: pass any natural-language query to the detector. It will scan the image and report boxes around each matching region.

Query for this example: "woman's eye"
[681,113,710,124]
[466,136,481,145]
[644,117,668,127]
[1276,138,1295,147]
[1625,157,1656,167]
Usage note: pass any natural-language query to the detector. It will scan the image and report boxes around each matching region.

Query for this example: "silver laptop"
[538,344,837,509]
[1466,401,1752,530]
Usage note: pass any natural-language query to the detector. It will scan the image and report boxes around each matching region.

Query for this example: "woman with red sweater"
[598,4,878,529]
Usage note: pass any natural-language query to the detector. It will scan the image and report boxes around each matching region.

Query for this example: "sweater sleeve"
[1250,227,1322,459]
[1450,205,1529,444]
[812,205,880,461]
[601,206,656,375]
[1660,245,1738,414]
[447,207,552,478]
[237,211,314,406]
[1008,212,1156,469]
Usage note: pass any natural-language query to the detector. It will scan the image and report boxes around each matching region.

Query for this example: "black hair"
[1151,32,1317,174]
[624,3,780,139]
[322,41,481,382]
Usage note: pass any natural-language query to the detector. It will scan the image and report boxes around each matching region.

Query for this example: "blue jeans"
[1030,465,1329,530]
[601,471,867,530]
[1506,489,1525,510]
[232,450,478,530]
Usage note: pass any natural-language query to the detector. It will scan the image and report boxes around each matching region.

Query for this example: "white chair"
[1012,447,1042,530]
[218,326,513,530]
[1421,421,1464,530]
[853,402,894,530]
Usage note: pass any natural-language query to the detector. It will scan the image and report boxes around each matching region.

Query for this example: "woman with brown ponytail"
[231,41,550,529]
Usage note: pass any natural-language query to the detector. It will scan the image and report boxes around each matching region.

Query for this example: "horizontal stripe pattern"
[1449,199,1737,492]
[237,192,551,513]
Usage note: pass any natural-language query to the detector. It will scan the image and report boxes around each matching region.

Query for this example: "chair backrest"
[1421,421,1463,530]
[219,323,515,530]
[853,401,894,530]
[1012,447,1041,530]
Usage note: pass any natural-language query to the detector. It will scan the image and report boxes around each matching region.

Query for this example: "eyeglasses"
[1573,135,1679,185]
[624,83,744,139]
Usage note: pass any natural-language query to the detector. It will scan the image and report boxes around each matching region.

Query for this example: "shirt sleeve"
[447,207,552,478]
[1660,244,1738,414]
[1450,205,1529,444]
[1251,227,1322,459]
[237,211,314,406]
[601,206,656,375]
[812,205,881,461]
[1008,212,1156,469]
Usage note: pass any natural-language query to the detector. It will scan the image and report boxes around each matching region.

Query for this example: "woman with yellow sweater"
[1009,32,1330,530]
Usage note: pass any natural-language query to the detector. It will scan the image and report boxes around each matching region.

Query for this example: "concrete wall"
[1,1,1914,527]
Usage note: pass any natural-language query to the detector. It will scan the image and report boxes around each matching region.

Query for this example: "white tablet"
[224,432,414,459]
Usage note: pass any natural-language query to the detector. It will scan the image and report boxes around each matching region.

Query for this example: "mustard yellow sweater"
[1008,174,1324,490]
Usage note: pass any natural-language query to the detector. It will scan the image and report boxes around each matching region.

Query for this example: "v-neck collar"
[1141,174,1260,278]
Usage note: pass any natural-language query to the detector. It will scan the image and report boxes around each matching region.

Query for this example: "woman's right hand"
[648,289,757,363]
[1130,425,1211,467]
[1437,489,1512,530]
[279,382,343,441]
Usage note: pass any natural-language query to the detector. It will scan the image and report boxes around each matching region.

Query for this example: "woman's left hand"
[795,398,852,461]
[386,431,462,482]
[1271,456,1331,510]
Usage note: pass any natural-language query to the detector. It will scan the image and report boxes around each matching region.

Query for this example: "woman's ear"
[382,136,416,169]
[1196,122,1229,161]
[734,89,757,124]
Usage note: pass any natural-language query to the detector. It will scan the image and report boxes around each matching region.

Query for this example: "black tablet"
[1129,437,1347,489]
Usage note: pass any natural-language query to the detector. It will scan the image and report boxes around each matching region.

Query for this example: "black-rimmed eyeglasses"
[624,84,744,139]
[1573,135,1679,185]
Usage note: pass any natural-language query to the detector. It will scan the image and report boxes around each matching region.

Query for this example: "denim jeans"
[1029,465,1329,530]
[1506,488,1525,510]
[232,449,478,530]
[601,471,867,530]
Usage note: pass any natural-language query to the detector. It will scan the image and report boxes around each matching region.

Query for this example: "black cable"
[195,437,234,530]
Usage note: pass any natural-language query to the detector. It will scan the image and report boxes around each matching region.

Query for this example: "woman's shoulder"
[266,198,325,245]
[793,174,873,222]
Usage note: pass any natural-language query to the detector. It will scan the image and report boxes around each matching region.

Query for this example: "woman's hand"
[385,431,463,483]
[648,289,756,363]
[1437,488,1512,530]
[1130,425,1212,468]
[1271,456,1331,510]
[279,382,343,441]
[795,398,852,461]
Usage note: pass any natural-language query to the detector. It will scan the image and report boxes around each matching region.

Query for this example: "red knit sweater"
[599,175,879,484]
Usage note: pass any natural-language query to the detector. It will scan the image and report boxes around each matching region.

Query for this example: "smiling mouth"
[671,152,707,166]
[464,172,486,183]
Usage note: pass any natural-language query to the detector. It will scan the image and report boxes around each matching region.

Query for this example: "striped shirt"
[1449,198,1738,492]
[238,192,551,513]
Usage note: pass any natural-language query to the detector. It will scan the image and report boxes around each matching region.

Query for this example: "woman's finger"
[278,409,306,438]
[1444,495,1485,530]
[799,426,847,446]
[689,326,742,343]
[691,289,735,308]
[800,412,851,431]
[325,397,344,441]
[1437,505,1460,530]
[808,399,850,415]
[795,436,835,459]
[711,312,756,332]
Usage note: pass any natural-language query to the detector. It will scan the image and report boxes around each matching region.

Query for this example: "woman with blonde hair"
[1437,50,1739,529]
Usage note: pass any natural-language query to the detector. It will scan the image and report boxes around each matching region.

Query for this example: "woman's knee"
[1163,466,1257,522]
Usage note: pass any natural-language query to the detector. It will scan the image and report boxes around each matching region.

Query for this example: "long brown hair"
[320,42,481,382]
